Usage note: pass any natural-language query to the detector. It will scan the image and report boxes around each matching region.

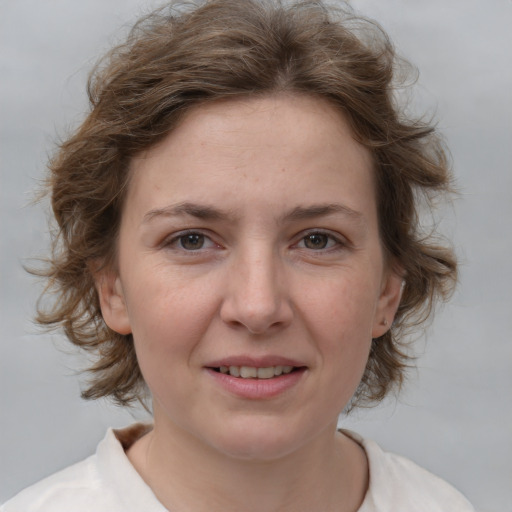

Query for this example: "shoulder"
[1,424,165,512]
[341,430,475,512]
[0,455,111,512]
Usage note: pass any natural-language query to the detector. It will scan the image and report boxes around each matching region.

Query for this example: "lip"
[204,355,308,400]
[205,367,306,400]
[205,355,305,368]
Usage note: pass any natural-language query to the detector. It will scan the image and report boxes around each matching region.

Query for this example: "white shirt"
[1,424,475,511]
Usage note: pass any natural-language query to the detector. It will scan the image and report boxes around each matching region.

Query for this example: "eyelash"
[163,229,345,254]
[293,230,345,252]
[163,230,219,252]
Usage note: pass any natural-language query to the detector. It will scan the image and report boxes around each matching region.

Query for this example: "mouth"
[206,361,307,398]
[210,365,303,379]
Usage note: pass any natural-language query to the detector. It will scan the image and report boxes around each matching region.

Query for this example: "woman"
[2,0,474,510]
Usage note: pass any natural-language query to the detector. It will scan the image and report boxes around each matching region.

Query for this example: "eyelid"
[162,229,221,251]
[159,228,348,252]
[293,229,348,250]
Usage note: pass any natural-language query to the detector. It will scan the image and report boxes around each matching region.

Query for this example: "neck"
[127,416,368,512]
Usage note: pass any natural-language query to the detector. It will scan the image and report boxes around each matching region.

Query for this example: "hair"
[36,0,457,407]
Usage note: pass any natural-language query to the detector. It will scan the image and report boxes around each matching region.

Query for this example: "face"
[97,94,402,461]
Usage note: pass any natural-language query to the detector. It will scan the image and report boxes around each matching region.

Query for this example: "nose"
[220,246,293,335]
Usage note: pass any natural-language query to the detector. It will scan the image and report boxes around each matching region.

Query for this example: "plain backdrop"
[1,1,511,510]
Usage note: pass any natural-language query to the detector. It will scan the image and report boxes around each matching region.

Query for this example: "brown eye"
[303,233,330,250]
[179,233,205,250]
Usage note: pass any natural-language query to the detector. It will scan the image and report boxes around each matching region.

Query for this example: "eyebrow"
[282,204,363,223]
[142,201,364,224]
[143,202,232,223]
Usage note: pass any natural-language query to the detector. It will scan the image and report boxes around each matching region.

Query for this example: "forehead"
[149,94,370,161]
[125,94,376,224]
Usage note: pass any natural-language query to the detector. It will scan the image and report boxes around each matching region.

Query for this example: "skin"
[96,94,403,512]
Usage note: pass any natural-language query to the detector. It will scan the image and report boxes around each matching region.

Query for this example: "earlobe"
[95,271,132,335]
[371,270,404,339]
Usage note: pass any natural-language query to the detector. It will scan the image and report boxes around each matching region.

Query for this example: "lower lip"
[205,368,306,399]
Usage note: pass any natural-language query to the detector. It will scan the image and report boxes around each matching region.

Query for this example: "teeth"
[240,366,257,378]
[229,365,240,377]
[218,365,297,379]
[257,367,274,379]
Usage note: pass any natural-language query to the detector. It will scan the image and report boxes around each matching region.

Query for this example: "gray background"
[1,1,511,509]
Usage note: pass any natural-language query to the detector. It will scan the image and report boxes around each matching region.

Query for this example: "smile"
[206,363,307,399]
[214,365,296,379]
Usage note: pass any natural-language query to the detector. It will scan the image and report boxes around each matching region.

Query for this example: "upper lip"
[205,355,306,368]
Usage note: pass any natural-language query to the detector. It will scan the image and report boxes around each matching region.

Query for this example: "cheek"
[122,268,220,367]
[300,274,379,340]
[297,275,377,381]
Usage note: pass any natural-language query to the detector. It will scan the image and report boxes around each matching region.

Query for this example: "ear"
[95,270,132,335]
[371,267,404,339]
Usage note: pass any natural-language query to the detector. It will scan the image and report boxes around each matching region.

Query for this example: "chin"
[203,416,322,462]
[214,436,298,462]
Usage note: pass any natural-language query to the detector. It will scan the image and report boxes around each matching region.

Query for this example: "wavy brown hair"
[36,0,457,407]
